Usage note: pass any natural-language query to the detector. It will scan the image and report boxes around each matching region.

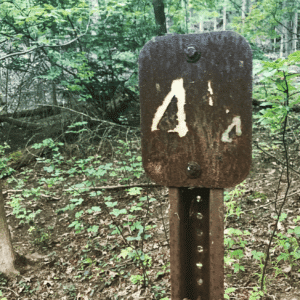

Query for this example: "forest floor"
[0,111,300,300]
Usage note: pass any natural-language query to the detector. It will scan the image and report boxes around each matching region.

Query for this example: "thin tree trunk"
[52,81,59,114]
[152,0,167,36]
[0,180,18,276]
[293,5,298,52]
[199,19,204,32]
[283,0,292,57]
[280,1,286,58]
[274,27,277,53]
[284,20,291,57]
[4,62,9,114]
[166,4,174,33]
[223,1,227,30]
[184,0,189,33]
[280,32,284,58]
[241,0,246,34]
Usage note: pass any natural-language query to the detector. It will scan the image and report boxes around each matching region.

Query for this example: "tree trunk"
[4,61,9,114]
[0,105,60,120]
[0,115,41,130]
[223,1,227,30]
[241,0,246,34]
[293,4,298,52]
[152,0,167,36]
[184,0,189,33]
[199,19,204,33]
[0,180,18,276]
[280,32,284,58]
[282,0,292,57]
[280,0,285,59]
[36,80,45,104]
[52,82,59,114]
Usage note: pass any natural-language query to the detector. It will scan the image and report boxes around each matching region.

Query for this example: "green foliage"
[7,194,41,226]
[224,227,250,273]
[0,143,15,178]
[249,287,265,300]
[28,226,51,248]
[121,247,152,268]
[63,284,77,298]
[274,231,300,267]
[224,287,236,299]
[224,181,246,221]
[32,138,64,168]
[130,273,147,285]
[253,51,300,134]
[0,0,157,122]
[9,151,23,163]
[0,290,7,300]
[1,1,298,296]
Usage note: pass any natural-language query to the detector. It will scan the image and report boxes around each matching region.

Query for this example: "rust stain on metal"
[169,187,224,300]
[139,31,252,188]
[209,189,224,299]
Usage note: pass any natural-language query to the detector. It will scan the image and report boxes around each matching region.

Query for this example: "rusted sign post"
[139,31,252,300]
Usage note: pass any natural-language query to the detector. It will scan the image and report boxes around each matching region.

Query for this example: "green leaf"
[87,225,99,233]
[120,247,133,259]
[105,201,118,208]
[294,226,300,237]
[126,187,143,195]
[111,208,127,217]
[44,165,54,173]
[252,250,265,260]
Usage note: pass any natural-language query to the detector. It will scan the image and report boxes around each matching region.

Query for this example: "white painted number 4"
[151,78,242,143]
[151,78,188,138]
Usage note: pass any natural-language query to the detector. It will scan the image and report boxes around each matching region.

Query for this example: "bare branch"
[0,34,86,61]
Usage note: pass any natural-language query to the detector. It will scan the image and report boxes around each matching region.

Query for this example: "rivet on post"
[186,161,201,179]
[185,45,201,63]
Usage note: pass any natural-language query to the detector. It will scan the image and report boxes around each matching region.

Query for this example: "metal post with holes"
[139,31,252,300]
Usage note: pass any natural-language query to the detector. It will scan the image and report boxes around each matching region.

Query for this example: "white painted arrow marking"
[221,116,242,143]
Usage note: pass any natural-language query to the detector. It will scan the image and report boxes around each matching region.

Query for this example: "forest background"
[0,0,300,299]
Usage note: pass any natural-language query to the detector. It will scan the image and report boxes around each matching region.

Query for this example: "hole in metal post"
[197,213,203,220]
[196,262,203,269]
[196,196,201,202]
[197,229,203,236]
[197,278,203,285]
[197,246,203,253]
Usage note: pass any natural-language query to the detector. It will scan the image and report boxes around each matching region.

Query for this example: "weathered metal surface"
[169,187,224,300]
[139,31,252,188]
[209,188,224,300]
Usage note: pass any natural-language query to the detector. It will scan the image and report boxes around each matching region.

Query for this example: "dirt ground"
[0,115,300,299]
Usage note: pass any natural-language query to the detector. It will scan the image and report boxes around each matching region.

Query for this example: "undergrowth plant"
[0,142,14,178]
[30,131,161,291]
[0,291,7,300]
[4,86,300,299]
[224,51,300,298]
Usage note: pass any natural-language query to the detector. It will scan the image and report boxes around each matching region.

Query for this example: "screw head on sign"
[185,46,196,57]
[186,162,201,179]
[184,45,201,63]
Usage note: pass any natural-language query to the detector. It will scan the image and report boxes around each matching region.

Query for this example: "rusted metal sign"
[139,31,252,300]
[139,31,252,188]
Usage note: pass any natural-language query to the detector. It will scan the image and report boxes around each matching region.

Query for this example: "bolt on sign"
[139,31,252,189]
[139,31,252,300]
